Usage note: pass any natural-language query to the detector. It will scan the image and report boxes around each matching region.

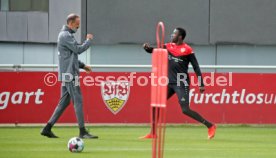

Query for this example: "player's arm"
[143,43,167,53]
[188,53,205,93]
[143,43,154,53]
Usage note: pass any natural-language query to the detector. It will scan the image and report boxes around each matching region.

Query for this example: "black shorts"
[167,83,190,107]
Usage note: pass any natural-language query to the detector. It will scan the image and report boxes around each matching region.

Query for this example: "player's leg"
[66,81,98,139]
[167,84,175,100]
[173,84,216,139]
[41,85,71,138]
[139,107,159,139]
[174,85,212,127]
[152,85,175,135]
[140,85,174,139]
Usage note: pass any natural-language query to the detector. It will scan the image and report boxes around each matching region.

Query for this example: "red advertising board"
[0,72,275,124]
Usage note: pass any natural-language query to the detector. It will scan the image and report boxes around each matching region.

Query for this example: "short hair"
[176,27,186,40]
[66,14,79,24]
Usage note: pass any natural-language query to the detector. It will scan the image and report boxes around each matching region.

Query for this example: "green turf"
[0,125,276,158]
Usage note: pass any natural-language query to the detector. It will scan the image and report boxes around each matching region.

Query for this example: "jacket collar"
[61,25,75,34]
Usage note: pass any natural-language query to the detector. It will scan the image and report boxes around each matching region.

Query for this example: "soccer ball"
[67,137,84,153]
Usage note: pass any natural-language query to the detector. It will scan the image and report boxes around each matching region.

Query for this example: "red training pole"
[151,21,168,158]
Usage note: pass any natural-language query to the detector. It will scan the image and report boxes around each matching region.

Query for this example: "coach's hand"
[199,87,205,93]
[84,65,92,74]
[87,34,93,40]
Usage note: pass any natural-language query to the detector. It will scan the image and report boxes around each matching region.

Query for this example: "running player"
[141,27,216,139]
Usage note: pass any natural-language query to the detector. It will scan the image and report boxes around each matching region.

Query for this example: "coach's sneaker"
[80,132,98,139]
[208,125,217,140]
[79,128,98,139]
[139,133,156,139]
[40,129,59,138]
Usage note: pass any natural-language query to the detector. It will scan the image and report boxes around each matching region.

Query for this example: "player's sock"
[152,122,156,135]
[183,108,213,128]
[152,107,160,135]
[202,120,213,128]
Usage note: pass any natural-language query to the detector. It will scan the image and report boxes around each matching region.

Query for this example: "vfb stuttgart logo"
[101,81,130,115]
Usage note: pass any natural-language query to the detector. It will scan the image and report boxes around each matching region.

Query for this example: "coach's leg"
[48,85,71,125]
[174,85,213,128]
[67,81,98,139]
[66,81,85,128]
[41,85,71,138]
